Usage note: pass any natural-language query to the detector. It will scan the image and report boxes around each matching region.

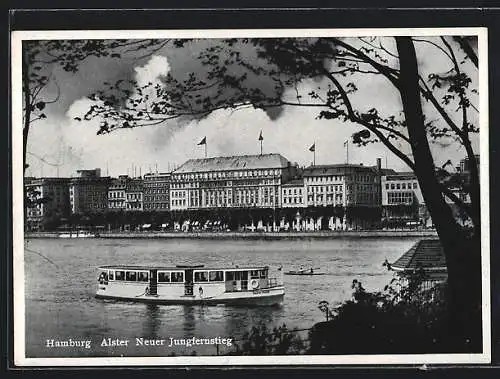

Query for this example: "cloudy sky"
[22,35,480,178]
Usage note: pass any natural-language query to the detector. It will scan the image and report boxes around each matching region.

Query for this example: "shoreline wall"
[25,230,438,240]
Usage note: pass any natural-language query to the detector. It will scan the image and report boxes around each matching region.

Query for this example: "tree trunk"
[396,37,482,350]
[22,48,31,176]
[22,48,32,228]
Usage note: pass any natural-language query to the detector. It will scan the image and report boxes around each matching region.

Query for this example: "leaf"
[35,101,46,110]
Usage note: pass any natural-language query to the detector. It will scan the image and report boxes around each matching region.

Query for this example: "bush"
[231,324,307,355]
[309,271,479,354]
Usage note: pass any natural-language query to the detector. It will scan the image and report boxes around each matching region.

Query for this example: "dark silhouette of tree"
[79,36,481,348]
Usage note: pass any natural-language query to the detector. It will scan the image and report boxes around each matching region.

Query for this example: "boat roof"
[98,264,270,271]
[390,239,447,272]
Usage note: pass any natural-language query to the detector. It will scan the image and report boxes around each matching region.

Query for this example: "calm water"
[23,237,418,357]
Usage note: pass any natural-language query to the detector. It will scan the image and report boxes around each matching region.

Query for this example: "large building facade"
[381,171,429,227]
[302,162,382,209]
[108,175,128,211]
[281,179,306,208]
[125,178,144,211]
[25,177,71,230]
[170,153,297,210]
[381,172,423,206]
[143,172,171,211]
[69,169,110,214]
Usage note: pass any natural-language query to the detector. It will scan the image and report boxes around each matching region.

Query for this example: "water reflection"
[182,305,197,333]
[220,305,285,340]
[143,304,162,336]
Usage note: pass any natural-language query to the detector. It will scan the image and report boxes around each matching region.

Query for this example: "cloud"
[134,55,170,87]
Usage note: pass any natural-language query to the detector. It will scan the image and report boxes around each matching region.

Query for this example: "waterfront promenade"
[25,229,438,239]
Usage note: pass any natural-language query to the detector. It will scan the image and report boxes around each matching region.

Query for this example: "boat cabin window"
[158,271,171,282]
[126,271,137,281]
[108,271,114,280]
[171,271,184,283]
[137,271,149,282]
[194,271,208,282]
[250,270,260,279]
[260,269,268,278]
[209,271,224,282]
[115,270,125,281]
[225,271,248,281]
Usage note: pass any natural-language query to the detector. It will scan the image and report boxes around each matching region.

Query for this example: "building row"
[24,153,476,230]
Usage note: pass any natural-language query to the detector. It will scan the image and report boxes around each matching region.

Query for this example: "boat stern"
[95,269,109,297]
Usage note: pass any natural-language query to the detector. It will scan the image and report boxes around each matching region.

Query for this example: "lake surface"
[23,237,419,357]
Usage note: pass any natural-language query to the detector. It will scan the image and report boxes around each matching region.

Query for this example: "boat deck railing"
[268,277,281,287]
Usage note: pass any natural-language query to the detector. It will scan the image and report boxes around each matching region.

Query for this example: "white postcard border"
[11,26,491,366]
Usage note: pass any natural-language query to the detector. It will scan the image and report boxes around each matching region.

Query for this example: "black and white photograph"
[11,27,490,366]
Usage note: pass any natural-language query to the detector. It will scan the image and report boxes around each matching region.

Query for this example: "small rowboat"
[284,268,326,276]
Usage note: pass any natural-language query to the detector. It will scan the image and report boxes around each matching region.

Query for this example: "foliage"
[309,274,481,354]
[231,324,307,355]
[24,185,47,209]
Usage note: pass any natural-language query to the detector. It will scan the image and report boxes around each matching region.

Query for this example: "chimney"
[376,158,382,171]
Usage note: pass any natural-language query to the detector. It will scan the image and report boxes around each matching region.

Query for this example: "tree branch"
[320,66,415,170]
[453,36,478,68]
[412,38,453,63]
[329,37,400,89]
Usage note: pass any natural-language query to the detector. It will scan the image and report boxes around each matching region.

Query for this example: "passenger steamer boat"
[96,264,284,306]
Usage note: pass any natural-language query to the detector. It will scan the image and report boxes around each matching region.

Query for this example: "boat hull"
[96,287,284,306]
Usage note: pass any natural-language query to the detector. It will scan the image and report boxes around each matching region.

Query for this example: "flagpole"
[205,143,207,158]
[259,130,263,155]
[313,141,316,166]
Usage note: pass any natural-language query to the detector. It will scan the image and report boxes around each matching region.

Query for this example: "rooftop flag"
[309,142,316,165]
[198,136,207,157]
